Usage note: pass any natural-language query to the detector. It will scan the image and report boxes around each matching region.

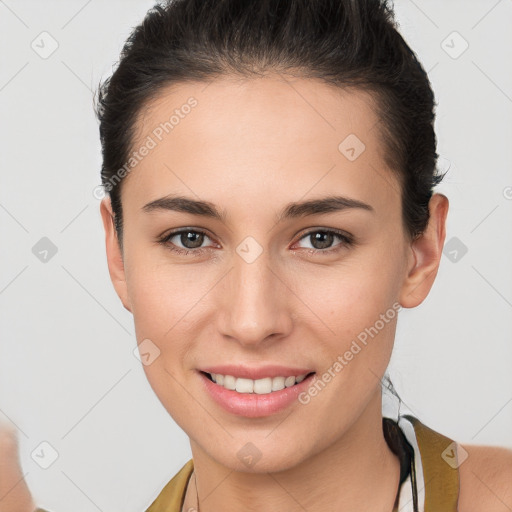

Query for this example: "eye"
[157,227,355,256]
[294,229,354,254]
[157,228,216,255]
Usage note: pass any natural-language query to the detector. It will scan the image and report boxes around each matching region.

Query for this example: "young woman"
[1,1,511,511]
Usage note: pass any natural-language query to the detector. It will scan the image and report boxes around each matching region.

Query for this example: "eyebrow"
[141,194,374,222]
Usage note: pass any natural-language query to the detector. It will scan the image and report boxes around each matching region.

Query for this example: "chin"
[203,438,311,474]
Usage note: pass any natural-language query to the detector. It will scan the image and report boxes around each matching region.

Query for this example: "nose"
[218,250,294,348]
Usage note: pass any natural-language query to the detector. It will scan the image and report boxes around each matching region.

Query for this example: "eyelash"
[156,228,355,256]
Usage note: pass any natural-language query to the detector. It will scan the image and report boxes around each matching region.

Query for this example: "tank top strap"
[145,459,194,512]
[402,414,460,512]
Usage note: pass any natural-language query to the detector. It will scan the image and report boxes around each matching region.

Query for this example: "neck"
[183,388,401,512]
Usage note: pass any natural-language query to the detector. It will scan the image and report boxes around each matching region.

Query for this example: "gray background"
[1,0,511,510]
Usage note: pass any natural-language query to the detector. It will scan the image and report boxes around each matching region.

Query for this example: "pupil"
[312,232,332,250]
[182,231,203,249]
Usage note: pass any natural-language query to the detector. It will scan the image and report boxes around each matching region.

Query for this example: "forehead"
[123,75,401,219]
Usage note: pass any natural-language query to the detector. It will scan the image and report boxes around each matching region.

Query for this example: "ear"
[100,197,132,313]
[399,193,449,308]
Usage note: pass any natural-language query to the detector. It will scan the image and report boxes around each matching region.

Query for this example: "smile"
[198,369,317,418]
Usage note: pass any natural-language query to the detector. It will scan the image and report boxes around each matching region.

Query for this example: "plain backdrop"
[1,0,511,510]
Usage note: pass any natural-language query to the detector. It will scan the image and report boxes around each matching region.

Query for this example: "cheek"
[293,253,403,379]
[297,259,401,334]
[126,254,205,339]
[125,256,216,386]
[126,264,197,425]
[127,271,172,340]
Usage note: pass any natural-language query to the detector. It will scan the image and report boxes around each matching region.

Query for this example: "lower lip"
[198,371,316,418]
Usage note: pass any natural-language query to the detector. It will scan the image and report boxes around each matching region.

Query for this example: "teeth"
[284,376,296,387]
[254,377,272,394]
[223,375,236,390]
[272,376,285,391]
[236,378,253,393]
[209,372,310,394]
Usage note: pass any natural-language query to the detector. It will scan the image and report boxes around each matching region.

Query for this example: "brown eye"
[158,229,215,255]
[309,231,335,250]
[295,229,354,254]
[177,231,205,249]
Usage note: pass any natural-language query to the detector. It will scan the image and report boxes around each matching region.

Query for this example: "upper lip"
[199,364,315,380]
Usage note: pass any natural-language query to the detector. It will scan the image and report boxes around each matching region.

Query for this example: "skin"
[1,75,510,512]
[105,75,441,512]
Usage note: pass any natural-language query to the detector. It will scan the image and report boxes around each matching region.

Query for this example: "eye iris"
[311,231,333,250]
[182,231,203,249]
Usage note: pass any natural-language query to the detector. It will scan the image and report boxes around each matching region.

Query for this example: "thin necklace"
[188,467,403,512]
[182,471,199,512]
[194,471,199,511]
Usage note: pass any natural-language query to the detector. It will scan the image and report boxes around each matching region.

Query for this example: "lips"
[197,365,317,418]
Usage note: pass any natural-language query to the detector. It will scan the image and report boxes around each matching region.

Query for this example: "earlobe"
[399,193,449,308]
[100,197,132,313]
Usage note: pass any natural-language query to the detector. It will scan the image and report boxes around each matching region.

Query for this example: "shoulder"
[457,443,512,512]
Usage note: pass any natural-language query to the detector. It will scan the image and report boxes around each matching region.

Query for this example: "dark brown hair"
[94,0,447,254]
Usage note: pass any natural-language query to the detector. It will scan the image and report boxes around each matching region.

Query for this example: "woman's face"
[101,75,443,472]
